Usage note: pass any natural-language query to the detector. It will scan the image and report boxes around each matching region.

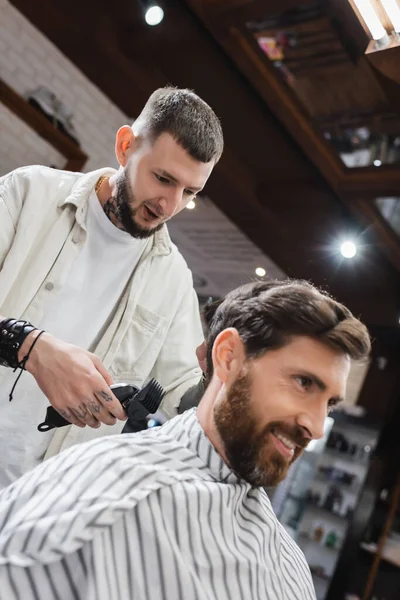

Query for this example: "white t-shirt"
[0,192,146,488]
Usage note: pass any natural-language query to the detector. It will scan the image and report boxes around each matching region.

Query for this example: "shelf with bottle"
[325,424,376,467]
[303,499,350,521]
[313,474,359,493]
[315,464,360,488]
[298,531,341,553]
[286,491,350,519]
[306,485,356,518]
[324,446,371,464]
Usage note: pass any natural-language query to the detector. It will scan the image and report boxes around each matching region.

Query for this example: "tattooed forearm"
[94,390,114,403]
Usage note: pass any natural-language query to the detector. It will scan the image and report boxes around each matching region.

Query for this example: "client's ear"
[212,328,245,384]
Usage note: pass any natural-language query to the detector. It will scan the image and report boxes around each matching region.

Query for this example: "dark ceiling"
[10,0,400,330]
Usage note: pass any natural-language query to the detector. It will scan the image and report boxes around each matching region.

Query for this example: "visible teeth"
[275,433,295,450]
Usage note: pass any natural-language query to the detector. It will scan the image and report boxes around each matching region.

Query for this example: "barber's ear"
[115,126,138,167]
[212,328,245,384]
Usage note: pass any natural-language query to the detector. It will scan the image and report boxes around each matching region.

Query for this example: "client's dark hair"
[133,86,224,163]
[205,279,371,379]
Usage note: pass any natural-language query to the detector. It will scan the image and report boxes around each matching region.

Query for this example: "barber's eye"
[155,174,169,184]
[296,376,313,390]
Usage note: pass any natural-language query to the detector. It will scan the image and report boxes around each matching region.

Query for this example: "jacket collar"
[58,167,173,256]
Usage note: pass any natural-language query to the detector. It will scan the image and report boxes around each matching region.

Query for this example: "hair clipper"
[37,379,165,432]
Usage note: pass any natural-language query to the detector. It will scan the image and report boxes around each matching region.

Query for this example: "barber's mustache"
[143,202,166,219]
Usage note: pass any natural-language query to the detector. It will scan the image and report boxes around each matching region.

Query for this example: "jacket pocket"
[109,304,167,383]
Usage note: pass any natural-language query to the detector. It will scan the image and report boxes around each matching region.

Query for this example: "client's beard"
[214,368,309,487]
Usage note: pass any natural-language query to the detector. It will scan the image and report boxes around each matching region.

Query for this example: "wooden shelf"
[362,474,400,599]
[360,542,400,569]
[304,502,349,521]
[324,447,369,464]
[314,472,358,491]
[1,79,87,171]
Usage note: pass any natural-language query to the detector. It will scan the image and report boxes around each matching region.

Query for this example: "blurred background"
[1,1,400,598]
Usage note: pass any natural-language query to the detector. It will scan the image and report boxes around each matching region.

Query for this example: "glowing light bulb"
[186,200,196,210]
[340,241,357,258]
[255,267,266,277]
[145,5,164,26]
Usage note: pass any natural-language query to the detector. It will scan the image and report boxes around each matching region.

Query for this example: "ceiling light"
[255,267,266,277]
[144,4,164,26]
[186,200,196,210]
[380,0,400,33]
[348,1,400,87]
[340,240,357,258]
[374,159,382,166]
[353,0,389,43]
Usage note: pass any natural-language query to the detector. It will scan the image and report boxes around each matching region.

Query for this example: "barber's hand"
[19,331,127,428]
[196,341,207,374]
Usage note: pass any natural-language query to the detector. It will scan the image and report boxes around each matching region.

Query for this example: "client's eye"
[327,398,339,413]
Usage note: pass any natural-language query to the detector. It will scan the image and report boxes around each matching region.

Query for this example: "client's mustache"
[262,421,310,450]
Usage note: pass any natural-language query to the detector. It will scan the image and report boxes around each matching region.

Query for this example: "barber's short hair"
[205,279,371,378]
[133,87,223,163]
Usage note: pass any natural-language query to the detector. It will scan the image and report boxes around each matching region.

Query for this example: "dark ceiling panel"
[9,0,400,327]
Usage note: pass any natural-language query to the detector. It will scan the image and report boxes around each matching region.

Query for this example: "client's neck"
[196,376,228,464]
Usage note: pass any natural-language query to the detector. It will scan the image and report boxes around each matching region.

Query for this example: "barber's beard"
[106,170,164,240]
[214,368,309,487]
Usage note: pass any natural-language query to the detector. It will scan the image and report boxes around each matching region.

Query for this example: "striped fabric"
[0,409,316,600]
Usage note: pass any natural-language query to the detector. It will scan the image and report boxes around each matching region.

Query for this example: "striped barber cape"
[0,409,316,600]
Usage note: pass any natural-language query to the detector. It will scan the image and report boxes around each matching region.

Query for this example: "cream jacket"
[0,165,203,457]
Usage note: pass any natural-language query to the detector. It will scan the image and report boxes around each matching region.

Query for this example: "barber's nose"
[296,403,326,441]
[159,189,183,218]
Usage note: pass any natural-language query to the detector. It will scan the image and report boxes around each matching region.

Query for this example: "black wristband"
[8,330,45,402]
[0,319,38,369]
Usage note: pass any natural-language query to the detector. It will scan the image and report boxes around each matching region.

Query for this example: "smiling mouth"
[270,431,297,459]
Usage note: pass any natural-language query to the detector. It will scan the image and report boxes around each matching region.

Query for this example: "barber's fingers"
[58,398,117,428]
[93,389,127,422]
[70,402,102,428]
[56,407,86,428]
[91,354,114,387]
[196,341,208,373]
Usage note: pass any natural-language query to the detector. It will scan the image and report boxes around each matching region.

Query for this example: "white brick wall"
[0,0,131,175]
[0,103,65,174]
